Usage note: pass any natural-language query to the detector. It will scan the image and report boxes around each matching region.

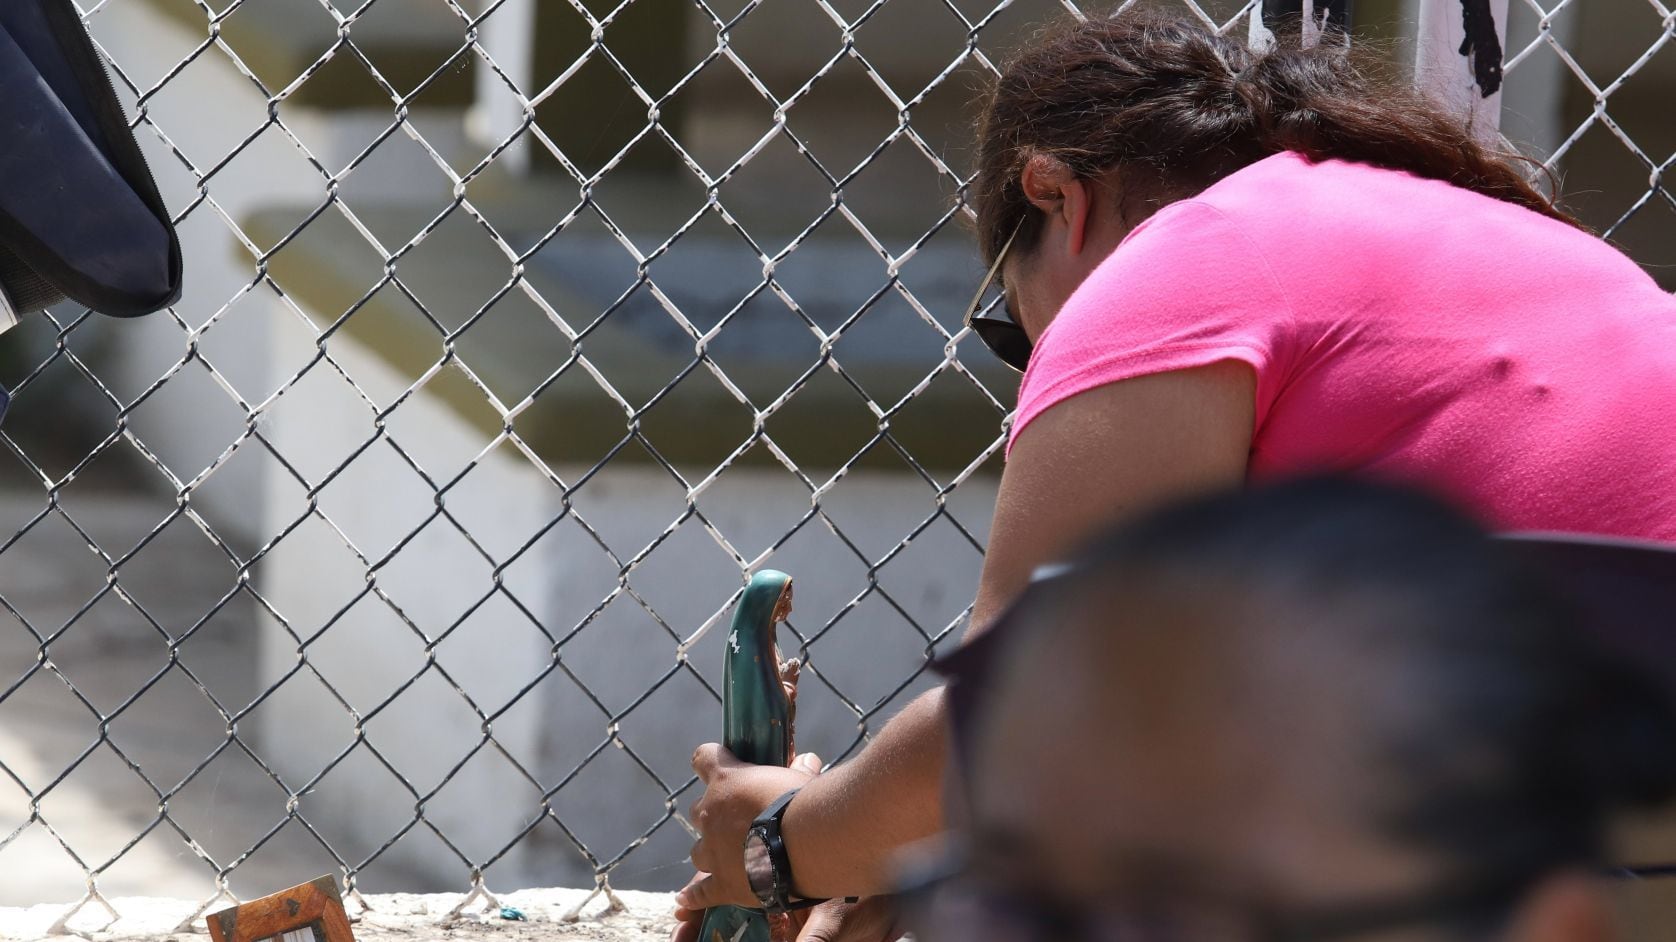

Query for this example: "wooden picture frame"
[205,875,355,942]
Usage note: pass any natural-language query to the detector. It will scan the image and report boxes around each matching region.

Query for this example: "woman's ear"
[1020,154,1072,213]
[1501,874,1615,942]
[1020,154,1094,255]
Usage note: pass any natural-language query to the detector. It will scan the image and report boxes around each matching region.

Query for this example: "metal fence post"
[1414,0,1510,140]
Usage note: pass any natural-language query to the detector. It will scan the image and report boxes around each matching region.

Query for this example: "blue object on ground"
[499,906,526,921]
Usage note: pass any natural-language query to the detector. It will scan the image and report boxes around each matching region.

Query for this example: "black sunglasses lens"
[971,318,1033,372]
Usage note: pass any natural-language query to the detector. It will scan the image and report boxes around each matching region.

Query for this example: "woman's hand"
[670,896,901,942]
[680,747,825,911]
[786,897,903,942]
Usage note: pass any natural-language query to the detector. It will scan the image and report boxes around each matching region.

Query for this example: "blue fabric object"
[0,0,180,317]
[498,906,526,921]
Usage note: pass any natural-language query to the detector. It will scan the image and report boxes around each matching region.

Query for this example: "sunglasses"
[963,222,1032,373]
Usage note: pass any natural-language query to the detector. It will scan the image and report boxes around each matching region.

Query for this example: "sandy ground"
[0,887,677,942]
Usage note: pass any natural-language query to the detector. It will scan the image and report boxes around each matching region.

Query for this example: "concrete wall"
[252,310,993,891]
[80,1,475,551]
[73,0,999,894]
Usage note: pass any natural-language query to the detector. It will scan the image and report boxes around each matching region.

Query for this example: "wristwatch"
[743,787,824,915]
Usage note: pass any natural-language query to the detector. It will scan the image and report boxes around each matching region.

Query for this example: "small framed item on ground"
[205,875,355,942]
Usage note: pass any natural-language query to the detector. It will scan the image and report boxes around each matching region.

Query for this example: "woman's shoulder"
[1187,151,1586,251]
[1154,151,1651,301]
[1191,152,1483,230]
[1105,153,1375,266]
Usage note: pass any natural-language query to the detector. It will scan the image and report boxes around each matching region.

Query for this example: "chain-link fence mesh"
[1500,0,1675,251]
[0,0,1670,934]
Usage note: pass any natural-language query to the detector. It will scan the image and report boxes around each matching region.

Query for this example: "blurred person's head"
[913,478,1676,942]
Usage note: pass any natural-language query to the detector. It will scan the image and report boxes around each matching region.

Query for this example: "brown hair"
[971,9,1580,266]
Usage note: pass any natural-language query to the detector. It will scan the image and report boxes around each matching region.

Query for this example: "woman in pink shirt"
[674,11,1676,942]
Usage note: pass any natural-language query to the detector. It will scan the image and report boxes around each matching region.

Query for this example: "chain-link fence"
[0,0,1670,934]
[1500,0,1675,250]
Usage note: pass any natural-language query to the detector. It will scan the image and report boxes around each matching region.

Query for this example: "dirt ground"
[0,887,677,942]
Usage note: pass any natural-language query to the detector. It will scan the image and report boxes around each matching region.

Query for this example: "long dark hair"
[971,10,1581,266]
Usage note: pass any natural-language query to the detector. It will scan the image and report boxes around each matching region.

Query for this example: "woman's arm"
[970,358,1256,635]
[677,361,1256,911]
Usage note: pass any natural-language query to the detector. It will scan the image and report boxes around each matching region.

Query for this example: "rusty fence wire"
[0,0,1670,935]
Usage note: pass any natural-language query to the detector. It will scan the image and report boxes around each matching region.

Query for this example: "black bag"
[0,0,182,325]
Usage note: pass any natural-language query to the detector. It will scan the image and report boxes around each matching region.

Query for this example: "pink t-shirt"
[1011,151,1676,541]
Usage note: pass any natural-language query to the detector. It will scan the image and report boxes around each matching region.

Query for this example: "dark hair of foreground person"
[920,478,1676,942]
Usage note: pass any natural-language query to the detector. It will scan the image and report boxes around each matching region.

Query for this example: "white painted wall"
[82,2,472,549]
[252,306,995,890]
[77,1,1000,896]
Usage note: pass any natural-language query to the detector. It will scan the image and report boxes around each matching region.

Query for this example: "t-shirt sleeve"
[1008,200,1297,453]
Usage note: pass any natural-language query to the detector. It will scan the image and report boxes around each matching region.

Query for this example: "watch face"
[743,827,778,909]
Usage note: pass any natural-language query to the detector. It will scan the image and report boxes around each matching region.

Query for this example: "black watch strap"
[744,787,822,915]
[757,787,801,827]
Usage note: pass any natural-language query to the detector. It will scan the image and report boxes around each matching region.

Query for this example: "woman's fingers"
[689,837,709,872]
[668,877,705,942]
[668,907,700,942]
[692,742,743,782]
[674,872,723,912]
[794,897,902,942]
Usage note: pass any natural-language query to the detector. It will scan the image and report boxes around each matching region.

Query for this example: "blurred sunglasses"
[963,222,1032,373]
